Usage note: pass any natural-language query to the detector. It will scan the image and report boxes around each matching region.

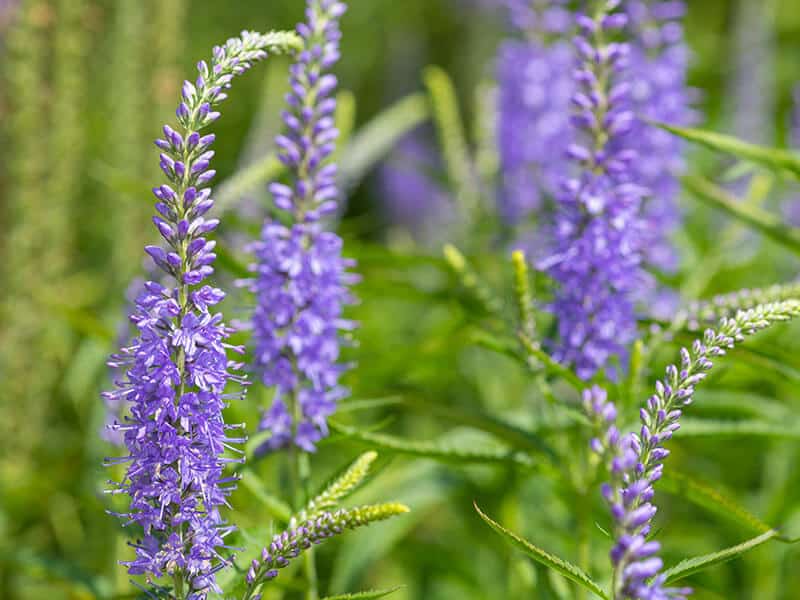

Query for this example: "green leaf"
[474,503,608,599]
[679,418,800,439]
[239,469,293,522]
[339,93,429,190]
[660,471,775,537]
[662,530,778,584]
[398,393,557,460]
[683,175,800,255]
[658,122,800,178]
[329,421,535,468]
[322,586,404,600]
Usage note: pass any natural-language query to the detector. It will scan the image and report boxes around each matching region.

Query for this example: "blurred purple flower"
[377,130,453,243]
[496,39,574,224]
[626,1,695,272]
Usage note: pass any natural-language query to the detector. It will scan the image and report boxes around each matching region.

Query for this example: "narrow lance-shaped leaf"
[662,530,779,584]
[321,587,404,600]
[657,122,800,179]
[474,503,608,599]
[683,175,800,255]
[660,471,776,539]
[329,421,535,468]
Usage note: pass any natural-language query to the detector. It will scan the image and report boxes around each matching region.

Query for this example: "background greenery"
[2,1,800,599]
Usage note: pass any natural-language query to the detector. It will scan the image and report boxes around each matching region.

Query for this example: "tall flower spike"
[246,0,357,453]
[587,300,800,599]
[539,1,649,379]
[103,31,300,596]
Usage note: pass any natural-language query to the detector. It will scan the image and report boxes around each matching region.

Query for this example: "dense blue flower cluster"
[103,31,297,595]
[246,0,356,453]
[540,2,649,379]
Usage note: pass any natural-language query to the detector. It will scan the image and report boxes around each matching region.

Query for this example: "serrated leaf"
[679,418,800,439]
[339,93,429,190]
[683,175,800,255]
[658,122,800,178]
[474,503,608,599]
[329,421,535,468]
[398,393,556,460]
[322,586,404,600]
[660,471,775,538]
[662,530,778,584]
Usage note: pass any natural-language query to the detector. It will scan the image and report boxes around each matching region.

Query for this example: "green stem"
[289,391,319,600]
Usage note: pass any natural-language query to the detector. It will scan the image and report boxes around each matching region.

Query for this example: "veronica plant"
[103,30,302,597]
[246,0,357,453]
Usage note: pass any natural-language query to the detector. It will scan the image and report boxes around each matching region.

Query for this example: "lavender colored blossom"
[626,1,694,272]
[246,0,356,453]
[586,301,800,598]
[540,2,649,379]
[103,31,297,595]
[496,38,574,224]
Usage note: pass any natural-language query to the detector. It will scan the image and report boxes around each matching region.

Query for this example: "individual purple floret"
[103,31,298,596]
[539,2,649,379]
[245,0,356,453]
[626,1,695,272]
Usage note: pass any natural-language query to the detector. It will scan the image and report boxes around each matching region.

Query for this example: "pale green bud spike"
[443,244,503,317]
[293,451,378,525]
[424,65,480,220]
[245,503,410,597]
[511,250,536,341]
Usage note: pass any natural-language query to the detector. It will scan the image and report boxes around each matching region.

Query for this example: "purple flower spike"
[586,302,800,599]
[540,3,650,380]
[103,31,299,595]
[245,1,356,453]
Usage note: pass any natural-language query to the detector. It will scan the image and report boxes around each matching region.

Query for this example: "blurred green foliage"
[2,1,800,599]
